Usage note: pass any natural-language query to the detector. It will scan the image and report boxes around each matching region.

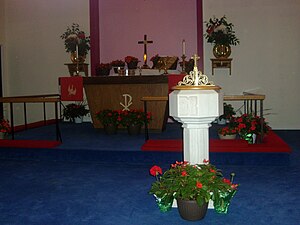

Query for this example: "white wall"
[1,0,299,129]
[2,0,89,124]
[203,0,300,129]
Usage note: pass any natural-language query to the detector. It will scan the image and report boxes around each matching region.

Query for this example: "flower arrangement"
[149,160,238,214]
[110,60,125,67]
[0,119,11,134]
[63,102,89,121]
[120,109,151,126]
[234,113,269,136]
[218,126,238,136]
[125,56,139,69]
[95,63,112,76]
[95,109,122,126]
[60,23,90,56]
[204,16,239,46]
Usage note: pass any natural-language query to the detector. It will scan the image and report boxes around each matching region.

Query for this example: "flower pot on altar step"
[177,199,208,221]
[104,124,118,135]
[74,116,83,124]
[127,124,141,135]
[218,133,236,140]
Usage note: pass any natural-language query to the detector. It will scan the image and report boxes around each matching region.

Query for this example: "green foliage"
[204,15,239,46]
[63,103,89,120]
[60,23,90,56]
[149,161,238,211]
[95,109,122,126]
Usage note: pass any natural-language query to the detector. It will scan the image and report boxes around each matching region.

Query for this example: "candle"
[182,39,186,56]
[76,44,79,61]
[143,54,147,64]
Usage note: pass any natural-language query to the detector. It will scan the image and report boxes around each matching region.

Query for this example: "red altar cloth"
[167,74,185,93]
[59,76,83,101]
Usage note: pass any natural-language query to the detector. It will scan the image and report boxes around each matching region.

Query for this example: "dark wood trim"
[83,75,168,85]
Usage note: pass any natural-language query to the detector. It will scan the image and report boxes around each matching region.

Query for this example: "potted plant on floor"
[120,109,151,135]
[218,103,236,124]
[149,160,238,221]
[95,109,122,134]
[63,102,89,123]
[0,119,11,139]
[234,113,269,143]
[218,125,238,140]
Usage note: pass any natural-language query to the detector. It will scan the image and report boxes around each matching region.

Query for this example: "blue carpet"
[0,123,299,224]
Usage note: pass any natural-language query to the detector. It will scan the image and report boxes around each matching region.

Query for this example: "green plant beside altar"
[149,160,238,220]
[60,23,90,59]
[63,102,89,122]
[220,103,236,121]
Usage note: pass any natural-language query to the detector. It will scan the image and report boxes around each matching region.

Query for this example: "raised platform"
[0,122,291,166]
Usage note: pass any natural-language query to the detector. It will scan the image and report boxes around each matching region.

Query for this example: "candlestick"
[182,39,186,56]
[76,45,79,61]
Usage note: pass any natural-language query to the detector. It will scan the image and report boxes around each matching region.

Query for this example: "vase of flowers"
[218,126,238,140]
[95,109,122,135]
[204,16,239,58]
[0,119,11,139]
[149,160,238,221]
[63,102,89,123]
[110,60,125,74]
[234,113,269,144]
[60,23,90,63]
[125,56,139,70]
[120,109,151,135]
[95,63,112,76]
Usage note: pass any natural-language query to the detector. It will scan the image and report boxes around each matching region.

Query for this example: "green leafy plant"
[219,103,236,120]
[149,160,238,213]
[204,16,239,46]
[120,109,151,126]
[60,23,90,56]
[63,102,89,121]
[95,109,122,126]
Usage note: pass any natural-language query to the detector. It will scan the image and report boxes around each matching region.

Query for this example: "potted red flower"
[218,126,238,140]
[95,109,122,134]
[125,56,139,69]
[120,109,151,135]
[95,63,112,76]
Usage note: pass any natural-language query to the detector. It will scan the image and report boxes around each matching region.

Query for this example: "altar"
[84,74,184,131]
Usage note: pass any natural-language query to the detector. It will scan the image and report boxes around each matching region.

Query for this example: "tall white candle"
[182,39,186,55]
[76,44,79,60]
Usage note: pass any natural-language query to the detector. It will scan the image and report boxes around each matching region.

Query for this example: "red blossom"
[222,178,231,185]
[181,171,187,177]
[210,168,216,173]
[150,165,162,176]
[196,181,203,189]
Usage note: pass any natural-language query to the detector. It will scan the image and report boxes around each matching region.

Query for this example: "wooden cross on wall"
[138,34,153,69]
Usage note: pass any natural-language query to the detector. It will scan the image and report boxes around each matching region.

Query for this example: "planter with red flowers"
[125,56,139,70]
[149,160,238,221]
[0,119,11,139]
[95,109,122,135]
[95,63,112,76]
[120,109,151,135]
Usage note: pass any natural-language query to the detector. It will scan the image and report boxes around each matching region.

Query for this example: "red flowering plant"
[218,126,238,136]
[125,56,139,69]
[120,109,151,127]
[0,119,11,134]
[95,109,122,127]
[110,60,125,67]
[234,113,269,136]
[149,160,238,214]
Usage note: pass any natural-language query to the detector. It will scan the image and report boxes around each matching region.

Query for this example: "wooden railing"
[0,94,62,141]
